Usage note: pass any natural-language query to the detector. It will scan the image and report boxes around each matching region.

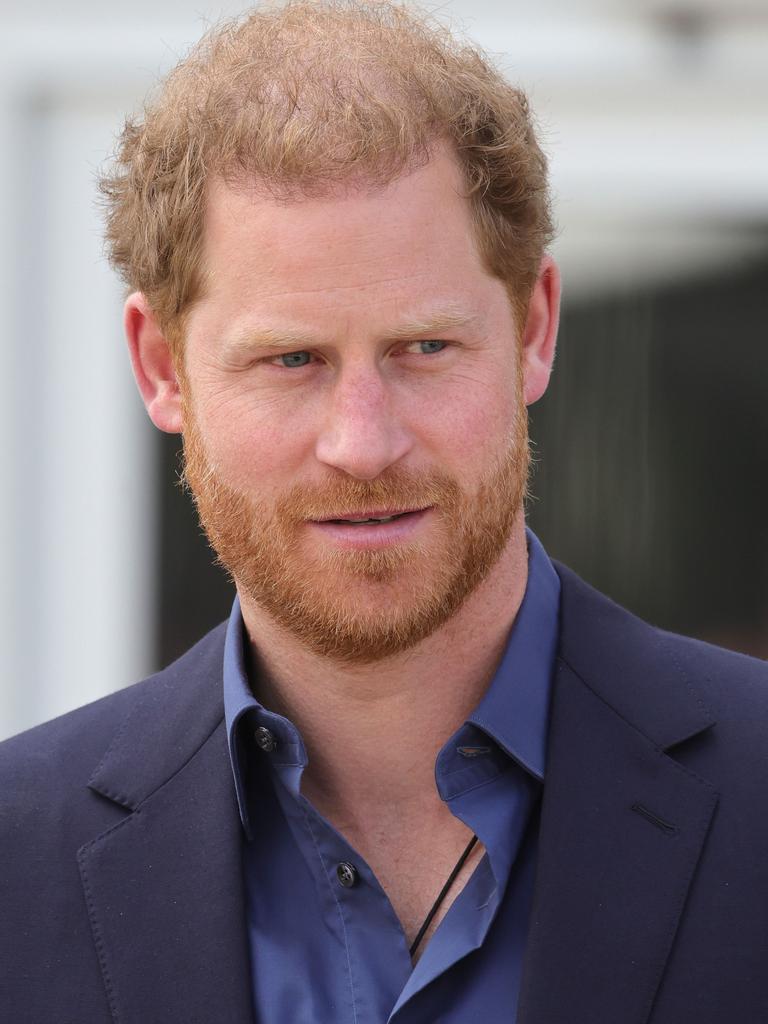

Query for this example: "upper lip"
[314,507,428,521]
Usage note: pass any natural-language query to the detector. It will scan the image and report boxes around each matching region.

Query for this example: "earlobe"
[124,293,184,434]
[521,255,561,407]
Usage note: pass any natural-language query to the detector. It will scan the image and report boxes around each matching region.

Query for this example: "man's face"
[179,149,533,663]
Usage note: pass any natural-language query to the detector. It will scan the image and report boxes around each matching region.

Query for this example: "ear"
[124,292,183,433]
[521,254,561,406]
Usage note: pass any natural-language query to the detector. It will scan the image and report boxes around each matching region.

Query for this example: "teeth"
[345,516,397,524]
[322,512,415,525]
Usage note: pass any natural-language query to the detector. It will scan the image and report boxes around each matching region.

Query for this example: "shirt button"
[254,726,277,753]
[336,862,358,888]
[457,745,492,758]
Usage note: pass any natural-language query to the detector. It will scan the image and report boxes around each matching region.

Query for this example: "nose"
[314,366,413,479]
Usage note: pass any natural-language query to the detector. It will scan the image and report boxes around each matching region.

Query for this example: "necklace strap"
[409,833,479,958]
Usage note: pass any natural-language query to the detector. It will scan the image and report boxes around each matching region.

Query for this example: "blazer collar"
[517,562,719,1024]
[89,561,714,815]
[87,622,229,810]
[79,623,256,1024]
[80,565,720,1024]
[552,560,715,750]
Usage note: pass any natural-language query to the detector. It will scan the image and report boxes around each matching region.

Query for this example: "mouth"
[307,507,433,549]
[313,507,428,526]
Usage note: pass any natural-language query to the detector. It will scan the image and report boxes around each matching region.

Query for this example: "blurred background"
[1,0,766,740]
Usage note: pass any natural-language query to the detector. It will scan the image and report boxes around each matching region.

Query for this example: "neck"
[238,516,529,829]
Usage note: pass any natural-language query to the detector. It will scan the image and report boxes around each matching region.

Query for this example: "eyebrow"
[387,309,479,340]
[224,307,479,354]
[224,325,312,355]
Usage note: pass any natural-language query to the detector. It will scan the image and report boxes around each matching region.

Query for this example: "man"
[1,2,767,1022]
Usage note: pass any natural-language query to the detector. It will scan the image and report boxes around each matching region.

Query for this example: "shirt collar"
[222,595,256,833]
[467,528,560,782]
[223,528,560,834]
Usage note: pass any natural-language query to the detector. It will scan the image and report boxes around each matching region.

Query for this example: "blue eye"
[279,351,312,368]
[416,340,446,354]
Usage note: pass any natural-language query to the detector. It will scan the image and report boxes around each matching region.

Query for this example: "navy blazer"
[2,563,768,1023]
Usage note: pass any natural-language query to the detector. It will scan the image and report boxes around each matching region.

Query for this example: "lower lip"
[308,509,432,548]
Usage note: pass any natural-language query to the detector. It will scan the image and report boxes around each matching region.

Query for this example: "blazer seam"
[139,713,227,813]
[639,787,720,1024]
[660,633,717,724]
[87,686,157,806]
[87,623,229,808]
[90,705,226,820]
[78,714,225,859]
[556,653,718,793]
[77,838,126,1024]
[75,717,227,1024]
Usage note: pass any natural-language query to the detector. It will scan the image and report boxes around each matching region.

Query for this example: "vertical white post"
[0,86,158,739]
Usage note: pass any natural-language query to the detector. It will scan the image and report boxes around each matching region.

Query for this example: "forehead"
[197,147,499,328]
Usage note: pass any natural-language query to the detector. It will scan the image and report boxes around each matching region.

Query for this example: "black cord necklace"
[409,833,479,958]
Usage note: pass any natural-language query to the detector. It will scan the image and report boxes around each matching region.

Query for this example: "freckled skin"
[128,140,561,668]
[184,153,522,502]
[125,144,560,949]
[175,150,540,661]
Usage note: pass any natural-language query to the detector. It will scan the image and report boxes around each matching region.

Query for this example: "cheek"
[411,374,520,466]
[193,389,317,494]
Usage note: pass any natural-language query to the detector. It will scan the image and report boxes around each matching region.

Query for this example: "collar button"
[457,745,492,758]
[254,726,277,753]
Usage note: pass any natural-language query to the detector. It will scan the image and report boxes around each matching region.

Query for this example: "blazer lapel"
[74,570,720,1024]
[518,567,719,1024]
[77,626,255,1024]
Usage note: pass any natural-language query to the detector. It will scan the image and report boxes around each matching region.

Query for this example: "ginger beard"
[180,366,530,664]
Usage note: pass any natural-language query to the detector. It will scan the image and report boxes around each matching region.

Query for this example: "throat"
[300,774,485,958]
[360,816,485,960]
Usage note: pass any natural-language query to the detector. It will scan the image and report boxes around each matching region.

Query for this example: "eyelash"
[269,340,449,369]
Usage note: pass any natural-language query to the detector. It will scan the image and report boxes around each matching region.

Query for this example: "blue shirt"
[224,529,560,1023]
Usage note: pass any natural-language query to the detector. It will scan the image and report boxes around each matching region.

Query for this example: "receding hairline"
[102,0,554,355]
[183,140,504,327]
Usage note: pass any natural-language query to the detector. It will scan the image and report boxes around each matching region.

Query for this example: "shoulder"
[654,628,768,765]
[553,559,768,755]
[0,621,228,817]
[554,558,768,689]
[660,625,768,698]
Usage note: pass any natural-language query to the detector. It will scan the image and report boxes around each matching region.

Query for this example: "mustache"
[274,470,463,523]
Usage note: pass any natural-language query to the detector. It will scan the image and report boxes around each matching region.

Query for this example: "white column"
[0,84,158,739]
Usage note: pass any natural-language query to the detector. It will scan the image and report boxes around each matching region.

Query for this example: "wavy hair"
[99,0,555,353]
